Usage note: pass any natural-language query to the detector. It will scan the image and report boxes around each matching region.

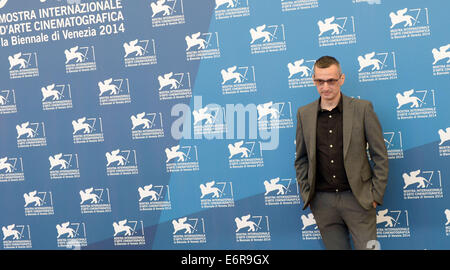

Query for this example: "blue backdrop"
[0,0,449,250]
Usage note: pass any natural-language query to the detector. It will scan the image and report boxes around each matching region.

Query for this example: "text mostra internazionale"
[0,0,124,35]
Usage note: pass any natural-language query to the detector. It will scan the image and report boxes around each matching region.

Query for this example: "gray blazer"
[295,94,389,210]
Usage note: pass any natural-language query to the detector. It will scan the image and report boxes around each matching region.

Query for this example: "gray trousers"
[309,190,377,250]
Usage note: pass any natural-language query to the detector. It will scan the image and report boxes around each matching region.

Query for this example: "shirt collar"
[317,93,343,113]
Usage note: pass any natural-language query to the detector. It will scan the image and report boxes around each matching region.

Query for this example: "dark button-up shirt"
[315,96,350,192]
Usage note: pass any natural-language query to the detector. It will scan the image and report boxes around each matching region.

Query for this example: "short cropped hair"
[313,56,342,74]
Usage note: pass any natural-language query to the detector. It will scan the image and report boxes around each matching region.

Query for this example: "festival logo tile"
[287,58,315,88]
[41,83,73,111]
[185,31,221,61]
[56,221,87,249]
[395,88,437,120]
[193,104,227,137]
[235,214,271,242]
[257,101,294,130]
[49,153,80,180]
[384,131,404,159]
[64,45,96,73]
[72,116,104,144]
[0,156,24,183]
[158,71,192,100]
[200,180,235,209]
[172,216,207,244]
[221,65,257,95]
[2,224,32,249]
[138,184,172,211]
[432,44,450,76]
[317,15,357,47]
[357,51,398,82]
[105,149,138,176]
[250,24,287,54]
[113,219,146,246]
[402,169,443,200]
[300,212,321,241]
[80,187,112,214]
[23,190,54,216]
[376,209,411,238]
[438,127,450,157]
[445,209,450,236]
[281,0,318,12]
[98,77,131,106]
[8,52,39,79]
[16,121,47,148]
[263,177,300,206]
[123,39,157,67]
[131,112,165,139]
[0,89,17,114]
[228,140,264,169]
[389,8,431,39]
[214,0,250,20]
[165,144,200,173]
[150,0,185,27]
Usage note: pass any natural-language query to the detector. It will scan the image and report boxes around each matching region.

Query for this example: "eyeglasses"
[313,75,342,86]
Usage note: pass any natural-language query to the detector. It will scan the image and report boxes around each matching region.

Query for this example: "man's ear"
[339,73,346,86]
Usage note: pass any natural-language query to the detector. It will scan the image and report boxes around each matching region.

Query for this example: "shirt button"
[329,130,333,133]
[331,160,334,163]
[333,175,336,178]
[330,144,333,148]
[329,115,332,118]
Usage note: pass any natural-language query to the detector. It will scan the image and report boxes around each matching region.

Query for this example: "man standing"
[294,56,389,250]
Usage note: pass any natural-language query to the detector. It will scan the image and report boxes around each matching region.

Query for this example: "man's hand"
[372,201,378,208]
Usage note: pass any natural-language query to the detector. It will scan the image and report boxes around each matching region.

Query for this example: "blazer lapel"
[342,94,353,160]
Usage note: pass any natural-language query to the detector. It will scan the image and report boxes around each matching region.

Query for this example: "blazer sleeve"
[364,102,389,205]
[294,108,309,188]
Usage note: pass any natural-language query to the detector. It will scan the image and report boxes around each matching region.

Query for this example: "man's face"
[312,64,345,103]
